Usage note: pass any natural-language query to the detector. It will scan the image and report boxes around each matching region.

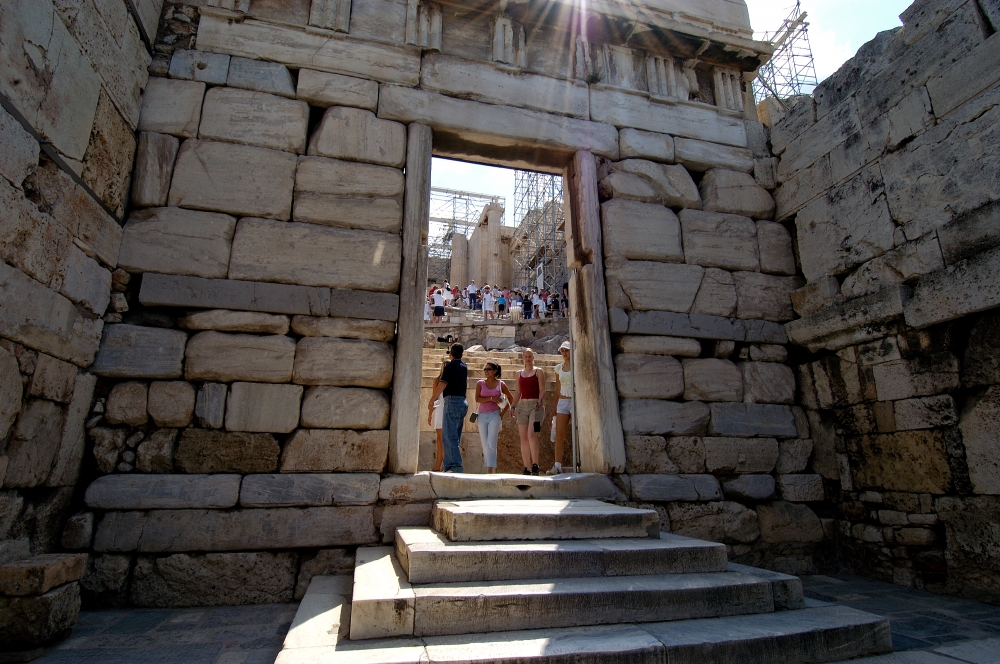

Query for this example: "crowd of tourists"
[424,280,569,323]
[427,343,573,476]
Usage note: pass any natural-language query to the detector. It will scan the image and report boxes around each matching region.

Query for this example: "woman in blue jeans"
[474,362,513,473]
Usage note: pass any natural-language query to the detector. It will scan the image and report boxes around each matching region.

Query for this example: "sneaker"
[545,464,562,476]
[522,467,531,475]
[531,464,540,476]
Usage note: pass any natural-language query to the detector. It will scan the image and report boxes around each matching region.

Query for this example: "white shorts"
[557,398,573,415]
[433,401,443,429]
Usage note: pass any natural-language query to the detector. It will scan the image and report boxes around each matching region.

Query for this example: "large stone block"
[185,331,296,383]
[280,429,389,472]
[777,439,813,474]
[199,87,310,154]
[709,403,797,438]
[776,474,825,502]
[293,338,394,388]
[699,169,774,220]
[136,429,177,473]
[131,552,296,607]
[240,473,380,507]
[296,69,379,110]
[137,78,205,138]
[179,310,290,335]
[619,399,710,436]
[293,195,402,234]
[291,316,395,342]
[666,501,759,544]
[613,335,701,357]
[0,174,72,287]
[4,400,65,488]
[601,199,683,262]
[229,218,401,291]
[606,260,704,312]
[300,387,391,429]
[703,437,779,473]
[169,49,230,85]
[894,394,957,431]
[85,474,241,510]
[226,382,303,433]
[742,362,795,405]
[28,354,76,403]
[690,267,737,318]
[721,475,775,501]
[624,435,678,474]
[682,359,743,402]
[139,273,330,317]
[118,207,236,279]
[733,272,801,322]
[846,431,952,494]
[631,474,722,502]
[610,160,701,210]
[618,128,675,163]
[786,286,907,353]
[195,383,227,430]
[757,501,824,543]
[0,582,81,648]
[674,138,754,173]
[679,209,759,271]
[175,429,280,474]
[97,506,378,552]
[168,140,296,220]
[147,381,195,428]
[936,496,1000,600]
[47,372,97,487]
[0,554,86,596]
[82,91,136,217]
[106,381,148,426]
[59,245,112,317]
[959,386,1000,495]
[295,156,404,198]
[308,106,406,168]
[0,105,39,186]
[0,262,104,367]
[905,246,1000,330]
[872,356,960,402]
[614,354,683,399]
[755,221,797,276]
[227,57,296,98]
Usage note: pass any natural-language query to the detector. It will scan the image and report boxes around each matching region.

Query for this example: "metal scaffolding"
[510,171,566,294]
[753,1,819,104]
[427,187,504,285]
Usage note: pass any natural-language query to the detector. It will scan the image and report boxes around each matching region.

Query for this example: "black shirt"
[441,359,468,397]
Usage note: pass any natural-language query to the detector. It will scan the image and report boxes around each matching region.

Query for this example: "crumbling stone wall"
[1,0,158,565]
[771,0,1000,602]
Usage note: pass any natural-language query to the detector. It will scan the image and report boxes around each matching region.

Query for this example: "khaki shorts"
[515,399,540,425]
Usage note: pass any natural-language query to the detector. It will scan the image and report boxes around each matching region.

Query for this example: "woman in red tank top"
[510,349,546,475]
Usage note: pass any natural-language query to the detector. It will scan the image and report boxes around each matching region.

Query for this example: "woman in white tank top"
[548,340,573,475]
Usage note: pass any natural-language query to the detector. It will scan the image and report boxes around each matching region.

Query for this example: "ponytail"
[486,362,502,378]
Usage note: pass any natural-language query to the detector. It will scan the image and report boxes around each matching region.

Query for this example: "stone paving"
[27,573,999,664]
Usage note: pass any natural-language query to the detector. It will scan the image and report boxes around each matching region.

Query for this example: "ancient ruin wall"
[772,0,1000,602]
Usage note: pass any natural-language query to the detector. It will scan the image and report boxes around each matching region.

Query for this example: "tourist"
[562,282,569,317]
[475,361,513,474]
[428,344,468,472]
[510,348,546,475]
[497,291,507,318]
[432,288,446,324]
[522,289,533,319]
[548,341,573,475]
[462,287,469,308]
[482,285,495,320]
[468,280,478,310]
[510,291,523,323]
[427,358,447,472]
[423,293,431,323]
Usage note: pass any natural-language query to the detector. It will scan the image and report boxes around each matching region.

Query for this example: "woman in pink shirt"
[475,362,512,473]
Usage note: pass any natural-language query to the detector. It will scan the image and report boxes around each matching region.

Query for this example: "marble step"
[432,499,659,541]
[422,472,623,501]
[349,547,775,639]
[395,527,729,583]
[277,605,890,664]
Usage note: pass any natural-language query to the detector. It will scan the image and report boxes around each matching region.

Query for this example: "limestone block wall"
[770,0,1000,602]
[1,0,159,570]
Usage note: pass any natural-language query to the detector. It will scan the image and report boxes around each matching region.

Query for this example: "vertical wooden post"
[388,123,432,474]
[564,150,626,473]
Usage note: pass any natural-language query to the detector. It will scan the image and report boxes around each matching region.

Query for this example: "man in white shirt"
[467,280,479,310]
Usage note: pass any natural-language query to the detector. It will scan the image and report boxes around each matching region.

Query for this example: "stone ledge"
[904,246,1000,330]
[84,474,241,510]
[612,308,788,344]
[785,285,909,352]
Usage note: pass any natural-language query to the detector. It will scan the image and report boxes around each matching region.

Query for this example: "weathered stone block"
[667,437,706,474]
[703,437,779,474]
[3,400,64,488]
[709,403,797,438]
[229,218,401,291]
[378,475,434,503]
[790,277,840,318]
[28,354,76,403]
[958,386,1000,495]
[169,49,230,84]
[179,310,290,335]
[131,552,296,607]
[118,207,236,279]
[139,274,330,317]
[47,372,97,487]
[199,87,310,153]
[618,128,674,163]
[59,246,112,317]
[612,160,701,209]
[185,331,296,383]
[131,132,179,208]
[682,359,743,402]
[776,474,825,502]
[757,501,824,543]
[841,234,945,301]
[936,496,1000,599]
[296,69,379,110]
[777,439,813,474]
[168,140,296,220]
[0,582,80,648]
[624,435,678,474]
[0,347,21,441]
[674,138,754,173]
[893,394,957,431]
[598,171,660,204]
[846,431,952,494]
[904,246,1000,330]
[619,399,710,436]
[296,156,404,198]
[613,335,701,357]
[293,338,394,388]
[225,382,303,433]
[195,383,227,429]
[308,107,406,168]
[787,286,907,353]
[614,354,683,399]
[85,474,240,510]
[872,356,960,402]
[380,503,433,544]
[90,428,127,474]
[280,429,389,472]
[679,209,759,271]
[733,272,801,322]
[722,475,775,501]
[700,169,774,219]
[631,474,722,502]
[106,381,148,426]
[136,429,177,473]
[291,316,395,342]
[666,501,759,544]
[61,513,94,550]
[227,57,295,98]
[742,362,795,405]
[137,78,205,138]
[601,199,683,262]
[175,429,280,474]
[79,554,130,607]
[91,325,187,379]
[293,195,403,234]
[300,387,391,429]
[606,260,704,312]
[0,105,38,186]
[755,221,796,276]
[240,473,380,507]
[147,382,195,428]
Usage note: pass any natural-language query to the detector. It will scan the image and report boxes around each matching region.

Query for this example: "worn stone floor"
[24,574,999,664]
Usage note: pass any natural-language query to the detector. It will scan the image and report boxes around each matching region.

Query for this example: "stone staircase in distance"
[277,473,893,664]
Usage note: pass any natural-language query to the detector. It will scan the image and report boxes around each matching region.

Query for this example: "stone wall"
[770,0,1000,602]
[1,0,158,570]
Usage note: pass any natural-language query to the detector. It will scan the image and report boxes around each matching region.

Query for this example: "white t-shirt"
[468,283,478,294]
[483,292,495,308]
[433,293,445,307]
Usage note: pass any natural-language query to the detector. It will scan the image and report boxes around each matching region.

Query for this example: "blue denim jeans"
[442,395,468,472]
[476,409,501,469]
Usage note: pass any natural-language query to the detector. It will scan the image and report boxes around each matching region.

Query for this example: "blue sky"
[431,0,912,218]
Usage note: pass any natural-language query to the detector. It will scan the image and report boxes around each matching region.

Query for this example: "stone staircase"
[276,474,893,664]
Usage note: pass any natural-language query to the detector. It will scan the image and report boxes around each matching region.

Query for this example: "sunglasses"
[483,367,496,372]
